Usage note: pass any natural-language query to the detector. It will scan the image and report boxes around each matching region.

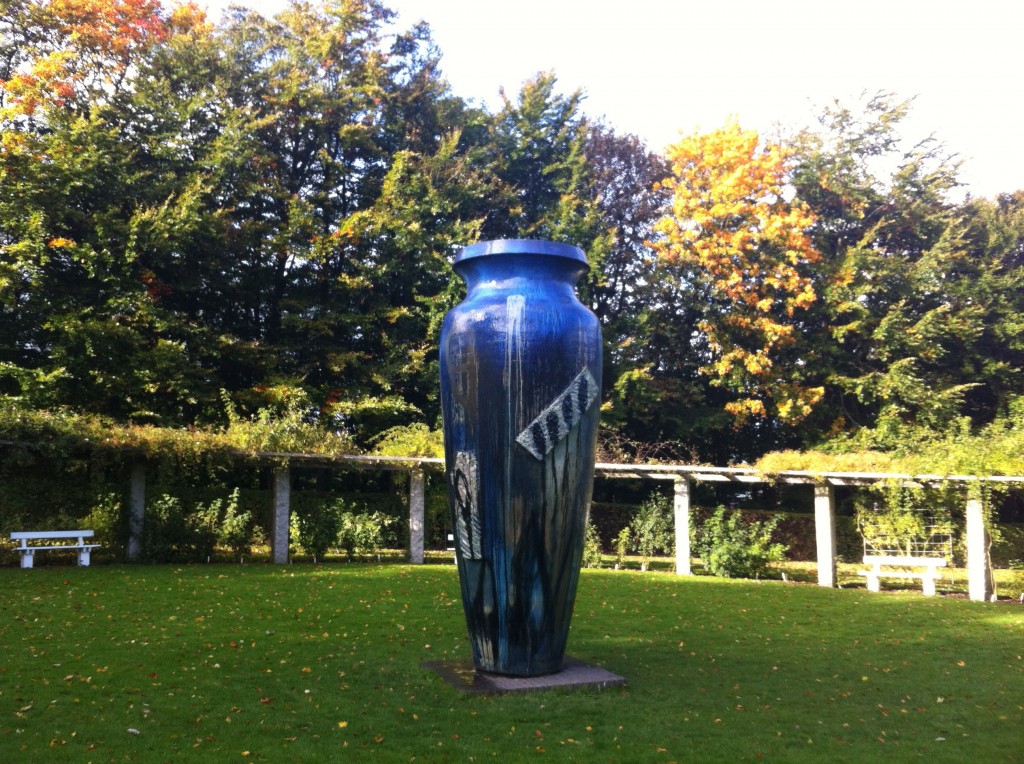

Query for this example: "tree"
[654,120,823,425]
[789,94,1023,444]
[195,0,477,434]
[585,124,669,329]
[0,0,478,431]
[324,132,497,436]
[0,0,216,421]
[482,72,611,267]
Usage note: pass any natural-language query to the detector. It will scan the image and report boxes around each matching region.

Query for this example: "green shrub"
[222,389,354,456]
[188,495,225,561]
[294,498,344,562]
[141,488,250,563]
[216,488,251,561]
[613,527,630,569]
[84,492,128,560]
[629,492,674,570]
[1002,562,1024,601]
[338,510,393,561]
[695,506,788,579]
[143,494,189,563]
[991,523,1024,567]
[582,518,603,568]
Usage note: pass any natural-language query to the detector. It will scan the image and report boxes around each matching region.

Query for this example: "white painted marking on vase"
[516,368,598,460]
[452,451,482,560]
[504,295,526,552]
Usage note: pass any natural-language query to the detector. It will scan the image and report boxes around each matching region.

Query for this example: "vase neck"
[455,253,587,295]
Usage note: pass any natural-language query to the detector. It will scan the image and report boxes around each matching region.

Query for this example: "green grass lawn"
[1,564,1021,763]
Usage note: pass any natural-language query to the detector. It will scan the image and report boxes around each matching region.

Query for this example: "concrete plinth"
[423,656,626,695]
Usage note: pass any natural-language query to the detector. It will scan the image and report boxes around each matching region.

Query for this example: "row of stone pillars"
[670,478,992,602]
[126,463,428,566]
[126,464,993,602]
[268,467,427,564]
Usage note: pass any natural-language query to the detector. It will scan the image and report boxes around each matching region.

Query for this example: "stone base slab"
[422,656,626,695]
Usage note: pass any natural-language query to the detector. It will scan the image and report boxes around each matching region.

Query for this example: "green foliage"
[187,497,221,562]
[628,491,674,568]
[83,492,128,561]
[141,494,189,564]
[140,488,250,563]
[613,526,630,569]
[581,517,603,569]
[222,391,354,456]
[338,509,393,561]
[1002,560,1024,600]
[855,498,924,554]
[325,397,424,449]
[1,0,1023,471]
[754,449,900,475]
[0,397,354,476]
[294,497,345,562]
[216,488,251,561]
[853,482,954,560]
[759,396,1024,538]
[695,506,788,579]
[854,483,942,553]
[992,524,1024,568]
[370,423,444,458]
[789,95,1024,449]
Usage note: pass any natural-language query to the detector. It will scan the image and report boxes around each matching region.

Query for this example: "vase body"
[439,239,602,676]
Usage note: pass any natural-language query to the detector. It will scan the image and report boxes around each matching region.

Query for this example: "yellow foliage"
[725,399,767,419]
[654,119,822,425]
[755,449,900,475]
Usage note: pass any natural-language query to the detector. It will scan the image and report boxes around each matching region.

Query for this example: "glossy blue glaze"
[440,239,602,676]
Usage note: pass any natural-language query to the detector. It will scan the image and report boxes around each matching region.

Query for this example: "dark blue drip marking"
[532,422,546,456]
[561,394,574,429]
[577,375,589,412]
[546,411,561,441]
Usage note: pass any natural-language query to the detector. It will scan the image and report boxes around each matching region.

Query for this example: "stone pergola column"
[409,469,425,564]
[813,484,837,588]
[966,498,993,602]
[127,462,146,562]
[271,465,291,564]
[674,477,692,575]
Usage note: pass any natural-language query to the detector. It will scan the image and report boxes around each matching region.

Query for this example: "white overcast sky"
[197,0,1024,198]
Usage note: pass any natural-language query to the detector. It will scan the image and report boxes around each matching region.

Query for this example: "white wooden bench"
[858,555,946,596]
[10,531,100,569]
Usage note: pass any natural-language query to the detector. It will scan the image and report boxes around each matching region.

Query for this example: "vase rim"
[455,239,587,265]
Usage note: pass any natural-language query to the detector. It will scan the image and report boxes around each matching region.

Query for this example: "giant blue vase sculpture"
[439,239,602,676]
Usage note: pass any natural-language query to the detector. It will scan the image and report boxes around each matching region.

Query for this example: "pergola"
[118,454,1024,603]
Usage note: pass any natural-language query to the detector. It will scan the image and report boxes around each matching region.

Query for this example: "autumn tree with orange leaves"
[653,120,824,425]
[0,0,183,116]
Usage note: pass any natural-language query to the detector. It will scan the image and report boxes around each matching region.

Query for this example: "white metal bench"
[10,531,100,569]
[858,555,947,596]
